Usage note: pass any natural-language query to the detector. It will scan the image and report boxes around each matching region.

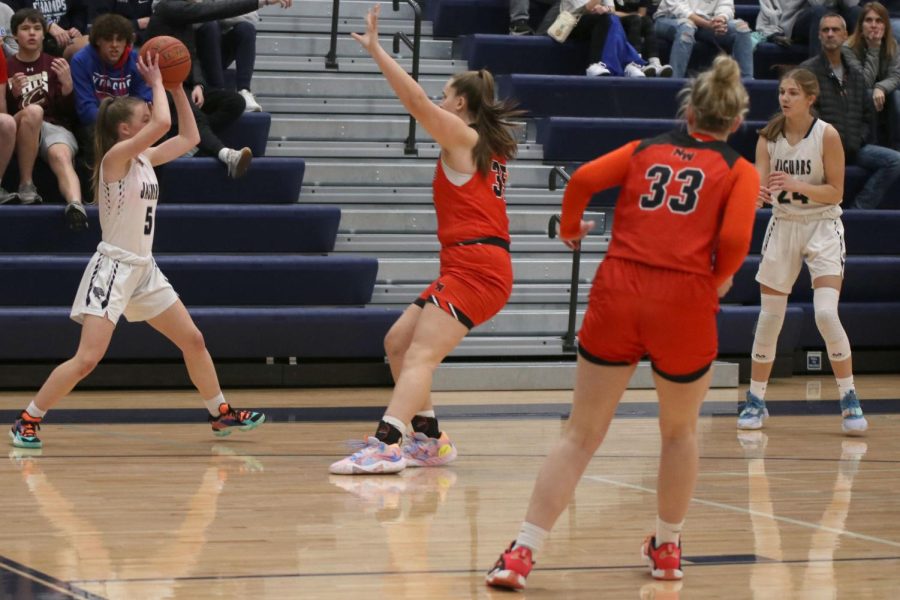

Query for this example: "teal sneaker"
[737,391,768,430]
[209,403,266,437]
[9,412,42,449]
[840,390,868,435]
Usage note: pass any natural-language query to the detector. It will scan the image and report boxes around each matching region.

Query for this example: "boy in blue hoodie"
[70,13,150,164]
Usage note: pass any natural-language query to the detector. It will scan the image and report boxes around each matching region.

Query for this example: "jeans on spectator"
[621,13,659,58]
[196,21,258,91]
[793,4,862,56]
[510,0,529,22]
[167,89,245,156]
[889,89,900,149]
[654,17,754,78]
[853,143,900,209]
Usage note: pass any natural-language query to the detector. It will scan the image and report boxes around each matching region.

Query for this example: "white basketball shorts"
[756,215,846,294]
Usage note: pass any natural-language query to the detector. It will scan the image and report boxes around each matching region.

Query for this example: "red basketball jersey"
[561,130,759,286]
[432,157,511,247]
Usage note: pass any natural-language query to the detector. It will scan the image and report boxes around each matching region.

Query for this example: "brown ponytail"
[450,69,524,176]
[91,96,146,201]
[758,68,819,141]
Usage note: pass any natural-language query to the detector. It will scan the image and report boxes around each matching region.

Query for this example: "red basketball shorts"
[414,244,513,328]
[577,257,719,382]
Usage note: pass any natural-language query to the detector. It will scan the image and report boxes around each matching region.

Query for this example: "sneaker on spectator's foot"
[625,62,646,77]
[401,431,457,467]
[208,403,266,437]
[738,390,768,430]
[641,535,683,580]
[65,202,89,231]
[329,437,406,475]
[238,89,262,112]
[656,63,674,77]
[17,182,42,205]
[9,412,42,449]
[840,390,868,435]
[222,147,252,179]
[586,62,611,77]
[509,19,534,35]
[485,542,534,590]
[0,187,18,205]
[642,63,658,76]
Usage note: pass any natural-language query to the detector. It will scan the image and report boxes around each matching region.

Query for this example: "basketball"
[140,36,191,90]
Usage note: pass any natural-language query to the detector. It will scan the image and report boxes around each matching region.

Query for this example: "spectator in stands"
[146,0,292,177]
[614,0,674,75]
[653,0,754,79]
[2,1,18,55]
[331,5,520,475]
[8,55,266,451]
[195,10,261,111]
[88,0,154,46]
[740,67,867,434]
[4,0,88,58]
[538,0,649,76]
[801,12,900,207]
[886,0,900,40]
[70,13,151,166]
[791,0,862,56]
[0,49,18,203]
[752,0,794,48]
[846,2,900,148]
[509,0,557,34]
[6,9,88,227]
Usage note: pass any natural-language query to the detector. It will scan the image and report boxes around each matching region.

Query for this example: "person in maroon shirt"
[0,50,19,204]
[6,8,87,229]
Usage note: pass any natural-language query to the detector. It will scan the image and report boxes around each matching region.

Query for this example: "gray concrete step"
[256,16,433,36]
[255,54,461,75]
[257,97,411,115]
[302,160,563,187]
[278,0,418,20]
[250,73,448,97]
[267,140,544,159]
[371,282,590,305]
[256,34,453,60]
[300,186,566,205]
[373,256,601,283]
[333,232,608,253]
[269,116,529,142]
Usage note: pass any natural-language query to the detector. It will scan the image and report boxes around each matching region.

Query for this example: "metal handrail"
[392,0,422,155]
[547,166,579,354]
[325,0,340,69]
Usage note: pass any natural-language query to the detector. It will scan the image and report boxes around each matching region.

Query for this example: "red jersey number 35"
[491,161,508,200]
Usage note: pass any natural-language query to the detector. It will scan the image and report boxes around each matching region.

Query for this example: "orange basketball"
[140,36,191,90]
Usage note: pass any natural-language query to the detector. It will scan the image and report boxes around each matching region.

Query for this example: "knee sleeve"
[814,287,851,362]
[751,294,787,363]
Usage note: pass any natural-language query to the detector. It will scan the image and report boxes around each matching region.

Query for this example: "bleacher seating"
[0,110,402,369]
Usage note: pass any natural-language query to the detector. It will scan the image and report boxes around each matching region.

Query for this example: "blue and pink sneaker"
[401,431,457,467]
[329,437,406,475]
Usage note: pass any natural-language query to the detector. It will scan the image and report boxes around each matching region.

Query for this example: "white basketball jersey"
[767,118,842,219]
[99,153,159,257]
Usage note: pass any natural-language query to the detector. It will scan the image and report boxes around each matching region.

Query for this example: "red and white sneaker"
[485,541,534,590]
[401,431,457,467]
[641,535,683,580]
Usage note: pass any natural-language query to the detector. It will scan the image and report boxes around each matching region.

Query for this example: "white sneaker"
[624,62,646,77]
[737,391,768,430]
[221,147,253,179]
[238,89,262,112]
[586,62,611,77]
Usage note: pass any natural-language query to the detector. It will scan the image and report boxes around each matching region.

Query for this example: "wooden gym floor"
[1,374,898,599]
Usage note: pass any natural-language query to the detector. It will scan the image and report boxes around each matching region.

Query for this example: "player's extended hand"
[137,52,163,88]
[767,171,798,194]
[560,219,595,250]
[351,4,381,53]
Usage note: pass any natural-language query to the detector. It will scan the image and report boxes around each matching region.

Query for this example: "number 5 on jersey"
[144,206,154,235]
[639,165,705,214]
